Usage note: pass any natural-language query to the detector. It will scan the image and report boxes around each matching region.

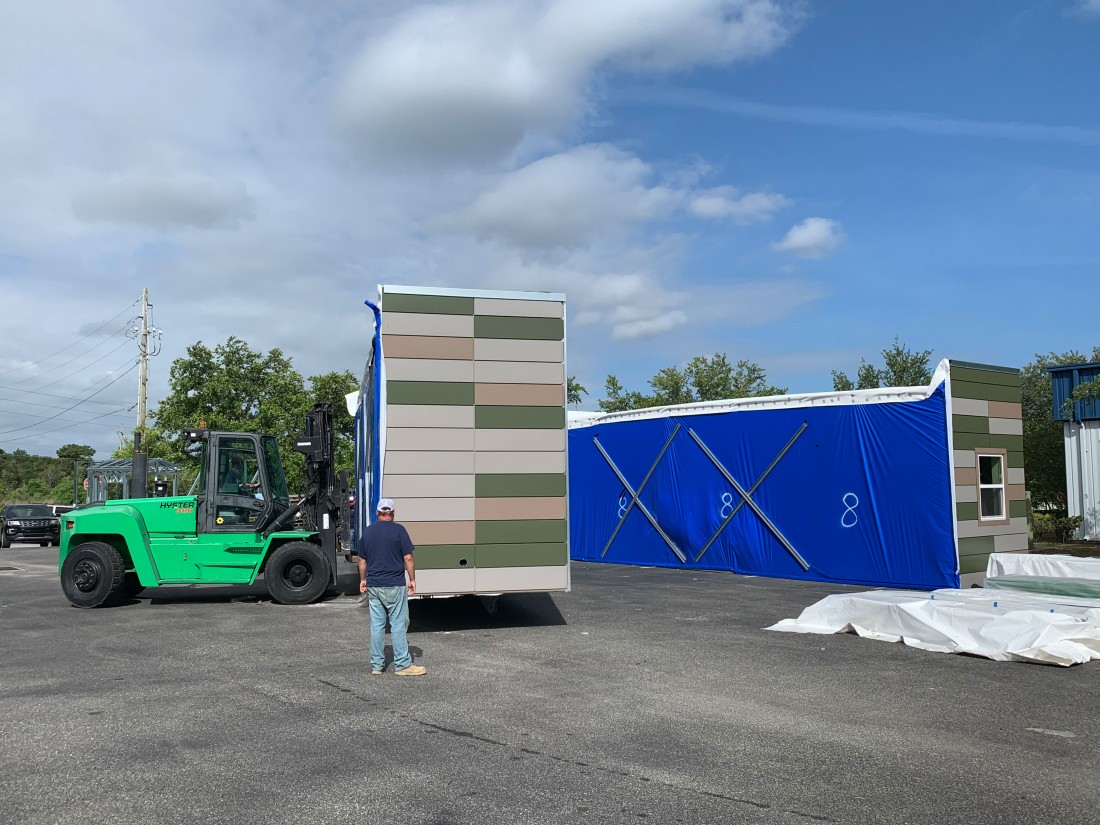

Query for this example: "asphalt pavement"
[1,543,1097,825]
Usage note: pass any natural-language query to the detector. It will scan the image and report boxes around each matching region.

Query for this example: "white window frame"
[975,448,1009,525]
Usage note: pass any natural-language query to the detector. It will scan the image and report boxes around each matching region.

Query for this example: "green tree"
[56,444,95,463]
[833,338,933,390]
[1020,348,1100,510]
[567,376,587,406]
[148,337,324,493]
[598,354,785,413]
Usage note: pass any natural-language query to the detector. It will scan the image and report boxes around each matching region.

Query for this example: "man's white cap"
[377,498,396,512]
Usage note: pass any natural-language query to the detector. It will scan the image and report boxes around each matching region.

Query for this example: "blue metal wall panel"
[1049,362,1100,422]
[569,383,958,590]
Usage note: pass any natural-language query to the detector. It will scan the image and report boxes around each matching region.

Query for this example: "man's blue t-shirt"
[362,520,414,587]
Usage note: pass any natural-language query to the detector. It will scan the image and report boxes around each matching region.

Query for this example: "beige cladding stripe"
[476,497,567,520]
[989,417,1023,436]
[956,517,1027,538]
[394,497,475,522]
[473,298,563,318]
[476,566,569,592]
[385,357,475,383]
[988,400,1022,419]
[386,404,475,429]
[474,360,564,385]
[474,338,564,363]
[402,520,476,545]
[475,428,565,451]
[954,486,977,503]
[384,451,475,474]
[417,568,477,595]
[994,533,1029,552]
[382,311,474,338]
[951,397,989,417]
[386,427,475,451]
[475,451,566,474]
[381,334,474,360]
[475,382,565,406]
[382,474,475,499]
[1007,467,1025,485]
[953,450,976,468]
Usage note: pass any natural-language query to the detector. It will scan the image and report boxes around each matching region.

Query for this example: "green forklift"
[58,404,351,608]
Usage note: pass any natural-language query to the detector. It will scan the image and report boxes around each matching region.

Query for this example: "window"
[977,452,1006,522]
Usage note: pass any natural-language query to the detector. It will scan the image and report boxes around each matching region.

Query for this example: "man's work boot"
[395,664,427,677]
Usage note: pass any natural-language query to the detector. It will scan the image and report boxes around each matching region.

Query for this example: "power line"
[0,361,138,437]
[0,297,140,378]
[0,386,125,408]
[0,405,131,444]
[0,335,135,391]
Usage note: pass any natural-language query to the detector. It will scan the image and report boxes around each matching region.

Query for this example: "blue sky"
[1,1,1099,457]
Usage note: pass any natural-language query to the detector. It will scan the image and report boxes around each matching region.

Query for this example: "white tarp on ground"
[767,588,1100,666]
[986,552,1100,581]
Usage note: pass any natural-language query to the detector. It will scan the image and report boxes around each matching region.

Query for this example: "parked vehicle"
[2,504,61,548]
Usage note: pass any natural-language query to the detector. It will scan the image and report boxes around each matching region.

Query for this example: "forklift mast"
[293,404,352,580]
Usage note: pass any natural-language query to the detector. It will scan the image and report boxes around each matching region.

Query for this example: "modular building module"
[1050,361,1100,540]
[569,359,1026,590]
[354,285,569,596]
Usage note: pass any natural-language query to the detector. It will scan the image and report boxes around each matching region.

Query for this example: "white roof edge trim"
[379,284,566,302]
[570,358,954,428]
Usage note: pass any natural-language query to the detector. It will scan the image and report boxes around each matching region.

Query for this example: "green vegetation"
[832,338,933,391]
[597,354,785,413]
[0,443,95,506]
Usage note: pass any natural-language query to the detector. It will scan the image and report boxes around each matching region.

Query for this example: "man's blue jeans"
[367,586,411,672]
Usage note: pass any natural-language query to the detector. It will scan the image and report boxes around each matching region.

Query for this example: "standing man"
[358,498,427,677]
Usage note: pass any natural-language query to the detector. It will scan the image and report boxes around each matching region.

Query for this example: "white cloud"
[442,144,677,248]
[1069,0,1100,18]
[336,0,799,166]
[689,187,791,223]
[73,173,256,229]
[771,217,844,258]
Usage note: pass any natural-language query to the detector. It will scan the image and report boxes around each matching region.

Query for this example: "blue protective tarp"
[569,382,958,590]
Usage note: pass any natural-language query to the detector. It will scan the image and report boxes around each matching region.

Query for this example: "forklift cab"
[188,430,291,534]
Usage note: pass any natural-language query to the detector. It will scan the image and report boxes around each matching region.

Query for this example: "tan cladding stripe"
[474,338,564,363]
[955,466,977,485]
[476,497,566,520]
[475,451,567,474]
[383,312,474,338]
[382,335,474,360]
[475,428,565,451]
[989,401,1022,419]
[475,382,565,406]
[386,358,474,383]
[385,451,475,474]
[386,404,475,429]
[474,298,563,318]
[387,427,475,451]
[475,361,563,384]
[382,474,475,499]
[404,520,475,545]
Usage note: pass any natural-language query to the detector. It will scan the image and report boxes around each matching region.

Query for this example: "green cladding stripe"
[950,380,1020,403]
[476,473,566,498]
[414,545,477,570]
[475,315,564,341]
[958,535,995,556]
[959,554,989,575]
[476,542,567,568]
[1010,499,1027,518]
[387,380,474,406]
[383,293,474,315]
[952,432,1024,452]
[956,502,978,521]
[1008,451,1023,469]
[951,366,1021,388]
[476,519,567,544]
[475,405,565,429]
[952,415,990,435]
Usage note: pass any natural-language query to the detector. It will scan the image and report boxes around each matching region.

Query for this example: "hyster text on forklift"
[58,404,351,607]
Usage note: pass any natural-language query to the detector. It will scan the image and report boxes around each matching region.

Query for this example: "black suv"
[1,504,61,548]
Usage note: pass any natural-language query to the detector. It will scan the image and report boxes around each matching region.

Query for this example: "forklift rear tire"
[266,541,330,605]
[60,541,125,608]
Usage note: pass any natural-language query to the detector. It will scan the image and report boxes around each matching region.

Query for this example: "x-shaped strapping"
[593,423,686,562]
[688,424,810,570]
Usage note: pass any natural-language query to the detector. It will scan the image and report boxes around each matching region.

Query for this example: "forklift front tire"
[265,541,330,605]
[60,541,126,608]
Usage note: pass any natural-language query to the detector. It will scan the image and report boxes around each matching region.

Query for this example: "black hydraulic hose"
[263,495,311,538]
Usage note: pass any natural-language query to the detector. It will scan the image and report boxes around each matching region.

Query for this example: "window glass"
[977,454,1006,521]
[263,437,290,504]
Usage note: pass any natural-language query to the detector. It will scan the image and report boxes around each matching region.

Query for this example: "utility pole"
[131,288,152,498]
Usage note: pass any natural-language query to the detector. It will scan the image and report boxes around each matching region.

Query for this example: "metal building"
[1050,361,1100,540]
